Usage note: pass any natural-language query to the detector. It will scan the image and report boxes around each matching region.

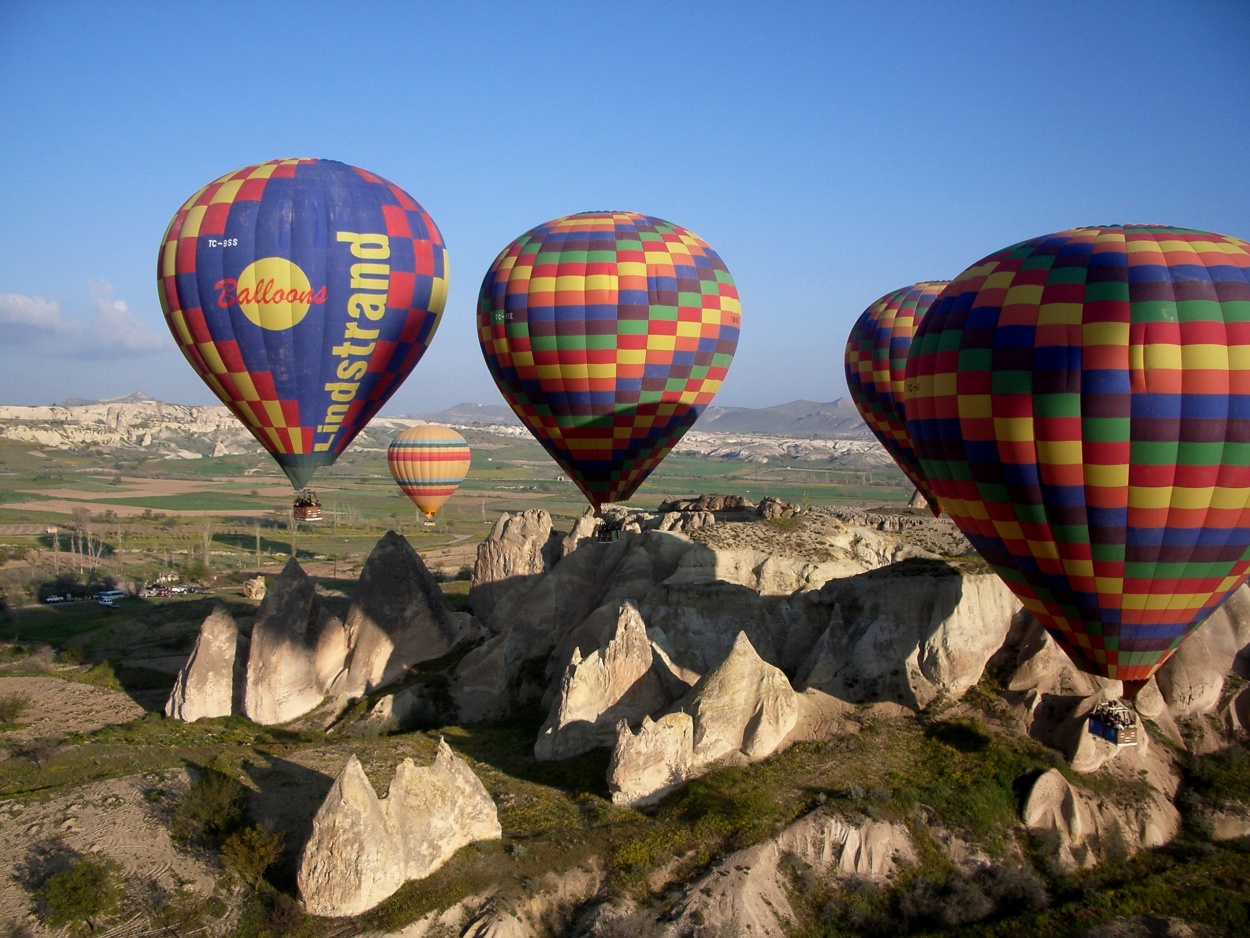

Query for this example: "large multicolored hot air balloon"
[158,158,448,491]
[905,225,1250,695]
[845,281,947,515]
[388,425,472,520]
[478,211,740,512]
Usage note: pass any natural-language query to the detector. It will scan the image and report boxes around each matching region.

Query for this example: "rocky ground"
[1,497,1248,936]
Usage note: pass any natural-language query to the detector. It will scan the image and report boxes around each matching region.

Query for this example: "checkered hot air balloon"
[388,425,472,520]
[844,282,948,515]
[904,225,1250,696]
[157,158,448,491]
[477,211,740,513]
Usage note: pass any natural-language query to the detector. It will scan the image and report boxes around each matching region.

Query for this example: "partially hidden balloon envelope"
[157,158,449,490]
[388,425,472,520]
[478,211,740,512]
[904,225,1250,693]
[844,281,947,515]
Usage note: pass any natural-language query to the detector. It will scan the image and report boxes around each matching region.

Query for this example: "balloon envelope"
[158,158,448,489]
[845,281,947,514]
[904,225,1250,688]
[387,425,471,520]
[478,211,740,511]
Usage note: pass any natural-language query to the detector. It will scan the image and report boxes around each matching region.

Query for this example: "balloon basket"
[293,490,322,523]
[1087,701,1138,747]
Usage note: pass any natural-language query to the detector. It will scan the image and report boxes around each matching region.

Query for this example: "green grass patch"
[0,713,318,798]
[95,494,276,511]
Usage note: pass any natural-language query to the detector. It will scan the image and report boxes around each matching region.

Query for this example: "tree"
[38,854,124,934]
[201,518,213,570]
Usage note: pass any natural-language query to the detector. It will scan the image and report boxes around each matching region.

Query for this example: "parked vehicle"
[95,589,125,603]
[44,595,65,604]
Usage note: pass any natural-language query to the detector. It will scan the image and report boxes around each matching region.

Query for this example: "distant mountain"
[416,399,870,439]
[55,396,102,407]
[697,399,871,439]
[54,391,157,407]
[3,395,870,458]
[106,391,159,404]
[413,403,522,425]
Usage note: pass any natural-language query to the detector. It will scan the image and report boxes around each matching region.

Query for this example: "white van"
[95,589,125,603]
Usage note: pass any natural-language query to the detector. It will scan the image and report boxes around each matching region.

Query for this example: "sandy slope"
[0,675,217,934]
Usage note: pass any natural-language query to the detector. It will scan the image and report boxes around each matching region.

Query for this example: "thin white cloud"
[84,280,167,353]
[0,283,169,357]
[0,292,73,333]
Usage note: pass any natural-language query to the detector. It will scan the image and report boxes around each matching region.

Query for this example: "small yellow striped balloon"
[387,425,471,520]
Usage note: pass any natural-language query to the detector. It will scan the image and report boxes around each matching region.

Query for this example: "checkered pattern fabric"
[477,212,740,510]
[387,425,472,519]
[845,282,947,514]
[158,158,448,489]
[905,225,1250,683]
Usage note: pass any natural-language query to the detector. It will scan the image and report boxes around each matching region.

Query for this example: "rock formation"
[608,633,797,805]
[756,495,802,519]
[657,494,755,515]
[298,739,501,917]
[535,602,667,761]
[796,562,1022,709]
[163,534,489,725]
[453,531,689,722]
[328,531,478,700]
[164,604,246,721]
[242,576,266,600]
[242,558,348,725]
[463,911,536,938]
[1154,586,1250,725]
[661,808,916,937]
[297,755,403,917]
[1022,768,1180,872]
[470,509,562,620]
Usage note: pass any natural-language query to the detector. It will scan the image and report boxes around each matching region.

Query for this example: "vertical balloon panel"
[905,225,1250,685]
[158,158,448,489]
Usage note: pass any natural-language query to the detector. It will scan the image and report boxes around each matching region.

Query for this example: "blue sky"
[1,1,1248,413]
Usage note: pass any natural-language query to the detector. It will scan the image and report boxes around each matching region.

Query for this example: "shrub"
[57,645,87,666]
[0,692,30,723]
[221,824,284,887]
[151,888,226,931]
[170,767,249,847]
[38,853,124,934]
[182,559,211,580]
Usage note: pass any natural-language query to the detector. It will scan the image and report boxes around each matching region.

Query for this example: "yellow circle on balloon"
[236,257,313,331]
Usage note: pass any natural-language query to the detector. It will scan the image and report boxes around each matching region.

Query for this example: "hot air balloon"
[157,158,448,513]
[904,225,1250,698]
[388,425,471,521]
[478,211,740,513]
[844,282,947,515]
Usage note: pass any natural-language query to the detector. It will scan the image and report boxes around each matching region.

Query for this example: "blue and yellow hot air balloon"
[157,158,448,497]
[905,225,1250,697]
[388,425,471,521]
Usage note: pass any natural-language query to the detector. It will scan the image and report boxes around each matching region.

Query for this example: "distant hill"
[414,403,522,425]
[1,395,871,460]
[696,399,871,438]
[415,399,869,439]
[54,391,158,407]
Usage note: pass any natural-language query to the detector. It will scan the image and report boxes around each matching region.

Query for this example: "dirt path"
[0,675,216,935]
[0,675,146,747]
